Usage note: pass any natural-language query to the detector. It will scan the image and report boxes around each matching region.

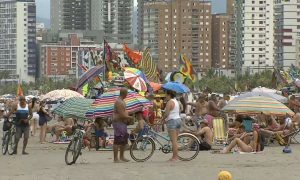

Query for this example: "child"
[130,111,146,144]
[95,118,108,150]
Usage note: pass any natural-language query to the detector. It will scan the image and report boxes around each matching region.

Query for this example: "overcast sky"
[36,0,226,19]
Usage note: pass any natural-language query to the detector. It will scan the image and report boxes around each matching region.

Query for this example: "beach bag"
[3,119,12,131]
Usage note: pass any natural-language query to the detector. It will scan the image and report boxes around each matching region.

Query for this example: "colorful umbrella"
[222,96,294,116]
[123,67,148,92]
[149,82,162,92]
[76,66,105,90]
[52,97,94,120]
[233,92,287,104]
[41,89,84,101]
[86,88,152,118]
[162,82,190,94]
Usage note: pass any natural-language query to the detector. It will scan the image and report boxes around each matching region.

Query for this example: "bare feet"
[22,152,29,155]
[120,158,130,162]
[167,158,178,162]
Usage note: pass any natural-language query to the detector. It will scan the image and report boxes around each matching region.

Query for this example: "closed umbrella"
[222,96,294,116]
[86,88,152,118]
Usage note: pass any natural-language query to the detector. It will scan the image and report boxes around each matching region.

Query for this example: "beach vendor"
[112,88,133,163]
[5,96,33,155]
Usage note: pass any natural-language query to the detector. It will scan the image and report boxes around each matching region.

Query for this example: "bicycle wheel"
[72,139,82,164]
[65,140,76,165]
[130,137,155,162]
[7,132,16,155]
[2,132,9,155]
[177,133,200,161]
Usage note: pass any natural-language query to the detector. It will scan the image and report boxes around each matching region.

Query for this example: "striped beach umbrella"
[86,88,152,118]
[76,66,105,90]
[53,97,94,120]
[222,96,294,116]
[123,67,148,92]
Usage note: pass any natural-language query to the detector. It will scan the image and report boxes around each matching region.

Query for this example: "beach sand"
[1,129,300,180]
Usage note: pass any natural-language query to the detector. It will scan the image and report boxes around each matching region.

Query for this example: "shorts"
[16,126,30,140]
[199,141,212,151]
[95,130,108,138]
[113,122,128,146]
[166,118,181,130]
[39,117,47,126]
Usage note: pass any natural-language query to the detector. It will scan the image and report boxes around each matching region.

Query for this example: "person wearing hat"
[193,119,213,150]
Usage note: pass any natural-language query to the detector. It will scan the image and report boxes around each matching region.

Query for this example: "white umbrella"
[252,87,279,94]
[41,89,84,101]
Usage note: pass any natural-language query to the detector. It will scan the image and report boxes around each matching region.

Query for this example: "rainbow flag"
[179,54,197,82]
[139,48,159,83]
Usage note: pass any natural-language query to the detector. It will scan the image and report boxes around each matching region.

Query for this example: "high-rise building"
[274,0,300,70]
[212,14,229,69]
[233,0,274,74]
[227,0,236,68]
[0,0,37,83]
[139,0,212,74]
[51,0,133,44]
[51,0,91,32]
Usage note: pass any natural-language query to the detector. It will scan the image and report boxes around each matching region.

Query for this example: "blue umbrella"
[162,82,190,94]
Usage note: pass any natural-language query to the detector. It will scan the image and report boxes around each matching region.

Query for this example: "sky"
[36,0,226,19]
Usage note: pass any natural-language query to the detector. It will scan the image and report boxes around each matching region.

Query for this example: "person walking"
[29,97,39,136]
[6,96,33,155]
[38,101,51,143]
[162,90,181,162]
[112,88,133,163]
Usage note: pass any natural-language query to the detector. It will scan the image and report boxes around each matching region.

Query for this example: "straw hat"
[218,171,232,180]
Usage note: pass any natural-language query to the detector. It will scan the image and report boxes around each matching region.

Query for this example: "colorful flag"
[104,40,112,62]
[179,54,197,82]
[139,48,159,82]
[123,44,142,64]
[17,84,23,97]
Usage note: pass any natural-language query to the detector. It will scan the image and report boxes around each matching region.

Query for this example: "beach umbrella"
[252,87,279,94]
[233,91,287,104]
[162,82,190,94]
[86,88,152,118]
[53,97,94,120]
[222,96,294,116]
[149,82,162,92]
[76,66,105,90]
[123,67,148,92]
[41,89,84,101]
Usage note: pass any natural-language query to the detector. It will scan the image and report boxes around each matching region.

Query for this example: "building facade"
[234,0,274,74]
[0,0,37,83]
[212,14,230,69]
[274,0,300,70]
[51,0,133,44]
[140,0,212,74]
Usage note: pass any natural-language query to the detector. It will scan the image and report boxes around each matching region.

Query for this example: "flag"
[179,54,197,82]
[123,44,142,64]
[17,84,23,97]
[139,48,159,82]
[104,40,112,62]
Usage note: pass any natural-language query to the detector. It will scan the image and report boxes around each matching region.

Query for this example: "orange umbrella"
[149,82,162,92]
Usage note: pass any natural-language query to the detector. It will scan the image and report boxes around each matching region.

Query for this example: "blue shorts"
[166,118,181,130]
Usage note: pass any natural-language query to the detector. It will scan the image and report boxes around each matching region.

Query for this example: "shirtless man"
[207,94,220,117]
[112,88,133,163]
[6,96,33,155]
[194,120,213,150]
[188,94,208,117]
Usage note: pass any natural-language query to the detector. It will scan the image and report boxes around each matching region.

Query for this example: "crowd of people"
[1,88,300,163]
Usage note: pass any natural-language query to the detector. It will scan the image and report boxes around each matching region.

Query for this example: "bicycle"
[2,118,16,155]
[130,126,200,162]
[65,124,86,165]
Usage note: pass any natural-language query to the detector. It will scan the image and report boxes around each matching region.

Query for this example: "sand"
[1,126,300,180]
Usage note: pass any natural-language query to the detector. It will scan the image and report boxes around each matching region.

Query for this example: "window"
[165,15,168,18]
[252,48,255,51]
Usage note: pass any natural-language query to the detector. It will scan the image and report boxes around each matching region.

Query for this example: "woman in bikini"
[222,124,261,153]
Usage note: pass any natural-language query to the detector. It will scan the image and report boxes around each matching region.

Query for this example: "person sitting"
[193,119,213,151]
[49,117,74,142]
[222,124,262,153]
[94,117,108,150]
[130,111,147,145]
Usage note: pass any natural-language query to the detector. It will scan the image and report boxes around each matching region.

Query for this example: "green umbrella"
[53,97,94,121]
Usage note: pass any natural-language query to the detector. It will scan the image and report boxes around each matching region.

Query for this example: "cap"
[218,171,232,180]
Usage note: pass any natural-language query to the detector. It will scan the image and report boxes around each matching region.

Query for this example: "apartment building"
[51,0,133,44]
[0,0,37,83]
[140,0,212,73]
[274,0,300,70]
[212,14,229,69]
[234,0,274,74]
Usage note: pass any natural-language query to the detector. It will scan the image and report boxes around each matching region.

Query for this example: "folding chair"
[212,117,227,145]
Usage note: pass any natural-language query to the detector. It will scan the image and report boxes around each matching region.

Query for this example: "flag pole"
[103,40,106,85]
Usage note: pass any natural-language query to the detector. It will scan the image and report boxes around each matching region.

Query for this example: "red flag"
[17,84,24,97]
[123,44,142,64]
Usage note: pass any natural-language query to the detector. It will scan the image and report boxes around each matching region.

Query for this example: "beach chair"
[212,118,227,145]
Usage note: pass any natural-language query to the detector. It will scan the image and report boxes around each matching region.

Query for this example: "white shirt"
[166,99,181,121]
